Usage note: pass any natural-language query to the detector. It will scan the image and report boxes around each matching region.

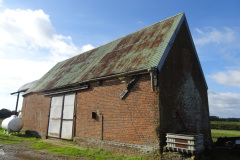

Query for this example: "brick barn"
[22,13,212,156]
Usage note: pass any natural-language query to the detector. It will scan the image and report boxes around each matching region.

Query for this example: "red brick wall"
[158,20,212,148]
[22,93,50,137]
[75,74,160,147]
[21,74,160,154]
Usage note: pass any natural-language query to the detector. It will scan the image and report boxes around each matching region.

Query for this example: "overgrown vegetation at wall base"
[211,121,240,130]
[0,124,39,144]
[32,142,146,160]
[0,124,145,160]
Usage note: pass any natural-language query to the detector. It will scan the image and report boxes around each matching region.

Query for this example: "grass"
[0,123,39,144]
[211,129,240,142]
[0,132,39,144]
[0,121,145,160]
[32,141,146,160]
[211,132,240,137]
[211,121,240,125]
[210,129,240,160]
[211,129,240,137]
[0,130,145,160]
[1,118,238,160]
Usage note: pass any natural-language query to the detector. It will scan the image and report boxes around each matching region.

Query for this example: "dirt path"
[0,140,86,160]
[211,129,240,135]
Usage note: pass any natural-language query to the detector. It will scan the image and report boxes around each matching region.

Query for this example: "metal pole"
[15,92,20,115]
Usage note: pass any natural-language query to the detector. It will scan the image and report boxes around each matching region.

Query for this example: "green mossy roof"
[27,13,185,94]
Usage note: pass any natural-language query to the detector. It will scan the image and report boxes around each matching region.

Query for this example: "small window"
[92,112,97,120]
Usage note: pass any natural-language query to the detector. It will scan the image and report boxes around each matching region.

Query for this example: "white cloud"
[209,70,240,88]
[80,44,94,52]
[208,91,240,118]
[194,27,235,45]
[0,50,4,56]
[0,8,94,111]
[0,9,80,56]
[0,58,56,110]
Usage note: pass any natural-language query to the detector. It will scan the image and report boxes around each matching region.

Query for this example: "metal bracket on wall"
[148,67,158,91]
[120,75,141,100]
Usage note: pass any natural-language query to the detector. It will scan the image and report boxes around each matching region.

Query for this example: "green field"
[210,121,240,131]
[211,121,240,125]
[211,129,240,137]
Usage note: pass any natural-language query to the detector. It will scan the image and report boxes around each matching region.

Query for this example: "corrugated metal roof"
[18,80,38,92]
[26,13,185,94]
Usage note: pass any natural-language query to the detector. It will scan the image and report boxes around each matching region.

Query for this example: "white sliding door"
[47,93,75,140]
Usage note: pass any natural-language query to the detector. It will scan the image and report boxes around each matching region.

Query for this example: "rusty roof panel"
[26,13,185,93]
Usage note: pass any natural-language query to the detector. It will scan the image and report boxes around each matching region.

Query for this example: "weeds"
[32,141,146,160]
[0,127,39,144]
[0,125,145,160]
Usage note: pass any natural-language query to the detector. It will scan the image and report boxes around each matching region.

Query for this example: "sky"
[0,0,239,118]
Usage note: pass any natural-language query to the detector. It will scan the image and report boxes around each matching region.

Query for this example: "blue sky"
[0,0,239,118]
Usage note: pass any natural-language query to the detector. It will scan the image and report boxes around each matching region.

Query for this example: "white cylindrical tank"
[1,115,23,132]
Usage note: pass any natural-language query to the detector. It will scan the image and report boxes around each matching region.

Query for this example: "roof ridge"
[147,13,185,69]
[59,12,185,64]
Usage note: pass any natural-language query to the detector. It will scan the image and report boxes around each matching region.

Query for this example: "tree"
[0,108,15,119]
[209,116,220,121]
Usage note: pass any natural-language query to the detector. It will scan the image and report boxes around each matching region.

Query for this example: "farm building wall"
[157,21,212,148]
[74,74,160,155]
[21,74,161,156]
[21,93,51,137]
[20,19,212,157]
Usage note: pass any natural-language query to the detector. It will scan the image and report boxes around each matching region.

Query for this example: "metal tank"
[1,114,23,132]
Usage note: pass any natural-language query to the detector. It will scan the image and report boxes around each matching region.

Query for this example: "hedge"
[211,124,240,130]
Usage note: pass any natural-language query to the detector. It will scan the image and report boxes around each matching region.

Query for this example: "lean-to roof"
[18,80,38,92]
